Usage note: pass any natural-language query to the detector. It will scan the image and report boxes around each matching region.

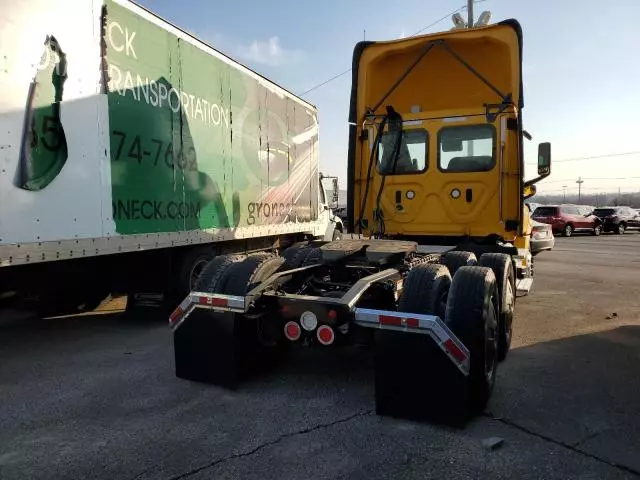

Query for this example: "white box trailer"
[0,0,342,316]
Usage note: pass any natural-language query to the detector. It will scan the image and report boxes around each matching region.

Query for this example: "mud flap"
[374,330,471,428]
[173,308,285,388]
[174,310,240,387]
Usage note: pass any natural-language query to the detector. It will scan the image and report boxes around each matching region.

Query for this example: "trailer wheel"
[445,266,499,415]
[479,253,515,362]
[398,264,451,319]
[442,251,477,276]
[195,254,244,293]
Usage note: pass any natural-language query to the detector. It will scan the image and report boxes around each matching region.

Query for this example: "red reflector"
[198,296,228,307]
[328,309,337,320]
[406,318,419,328]
[284,321,301,341]
[379,315,402,326]
[212,297,228,307]
[169,307,183,324]
[317,325,335,345]
[444,339,467,363]
[380,315,419,328]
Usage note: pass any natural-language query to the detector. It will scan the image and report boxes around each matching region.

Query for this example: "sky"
[136,0,640,197]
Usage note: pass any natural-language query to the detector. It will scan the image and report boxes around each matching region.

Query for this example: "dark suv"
[531,204,602,237]
[592,206,640,234]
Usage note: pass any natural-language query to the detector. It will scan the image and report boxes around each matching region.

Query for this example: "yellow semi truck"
[171,17,551,426]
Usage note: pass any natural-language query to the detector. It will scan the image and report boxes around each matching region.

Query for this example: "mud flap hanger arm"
[366,39,513,123]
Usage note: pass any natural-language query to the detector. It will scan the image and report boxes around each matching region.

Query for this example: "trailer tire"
[195,254,244,294]
[445,266,499,415]
[398,264,451,319]
[442,251,477,276]
[479,253,515,362]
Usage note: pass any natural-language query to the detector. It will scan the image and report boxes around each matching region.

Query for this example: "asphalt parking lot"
[2,233,640,479]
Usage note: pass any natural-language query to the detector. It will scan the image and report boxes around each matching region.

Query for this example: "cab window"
[438,124,495,172]
[377,129,428,175]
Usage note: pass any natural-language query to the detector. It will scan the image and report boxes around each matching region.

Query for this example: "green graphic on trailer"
[16,36,69,191]
[104,0,317,234]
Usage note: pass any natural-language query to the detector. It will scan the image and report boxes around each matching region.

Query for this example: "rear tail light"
[317,325,335,345]
[284,321,301,341]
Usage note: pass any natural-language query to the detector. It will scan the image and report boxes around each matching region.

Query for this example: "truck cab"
[346,20,550,283]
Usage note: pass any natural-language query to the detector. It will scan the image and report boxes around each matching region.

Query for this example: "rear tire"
[445,266,499,415]
[301,247,323,267]
[398,264,451,319]
[281,243,312,270]
[374,265,497,426]
[592,225,602,236]
[195,254,245,293]
[442,251,477,276]
[479,253,515,362]
[174,253,286,387]
[562,224,573,237]
[617,223,626,235]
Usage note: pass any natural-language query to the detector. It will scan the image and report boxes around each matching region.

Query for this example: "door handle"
[465,188,473,203]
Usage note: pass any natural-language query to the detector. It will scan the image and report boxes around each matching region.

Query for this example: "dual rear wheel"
[374,251,513,425]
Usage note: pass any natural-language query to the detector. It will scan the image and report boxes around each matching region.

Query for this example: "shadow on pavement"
[491,325,640,474]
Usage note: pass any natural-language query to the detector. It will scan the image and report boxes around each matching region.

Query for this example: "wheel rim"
[619,224,625,234]
[189,259,209,291]
[595,226,602,235]
[485,296,498,382]
[565,225,572,236]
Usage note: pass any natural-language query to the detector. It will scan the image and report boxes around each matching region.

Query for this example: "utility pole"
[562,185,568,202]
[467,0,474,27]
[576,177,584,202]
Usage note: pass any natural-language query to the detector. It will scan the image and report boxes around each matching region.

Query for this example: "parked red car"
[531,204,602,237]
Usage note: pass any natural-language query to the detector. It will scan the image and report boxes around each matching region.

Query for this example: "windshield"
[438,124,495,172]
[593,208,616,217]
[532,206,557,216]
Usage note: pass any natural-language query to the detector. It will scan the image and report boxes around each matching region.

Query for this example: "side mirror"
[538,142,551,176]
[331,178,339,208]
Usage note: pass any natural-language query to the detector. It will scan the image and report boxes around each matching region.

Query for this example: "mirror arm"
[524,174,548,188]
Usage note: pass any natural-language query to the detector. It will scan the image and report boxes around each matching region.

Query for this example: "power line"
[540,175,640,185]
[525,150,640,165]
[410,5,467,36]
[300,68,352,96]
[300,4,468,97]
